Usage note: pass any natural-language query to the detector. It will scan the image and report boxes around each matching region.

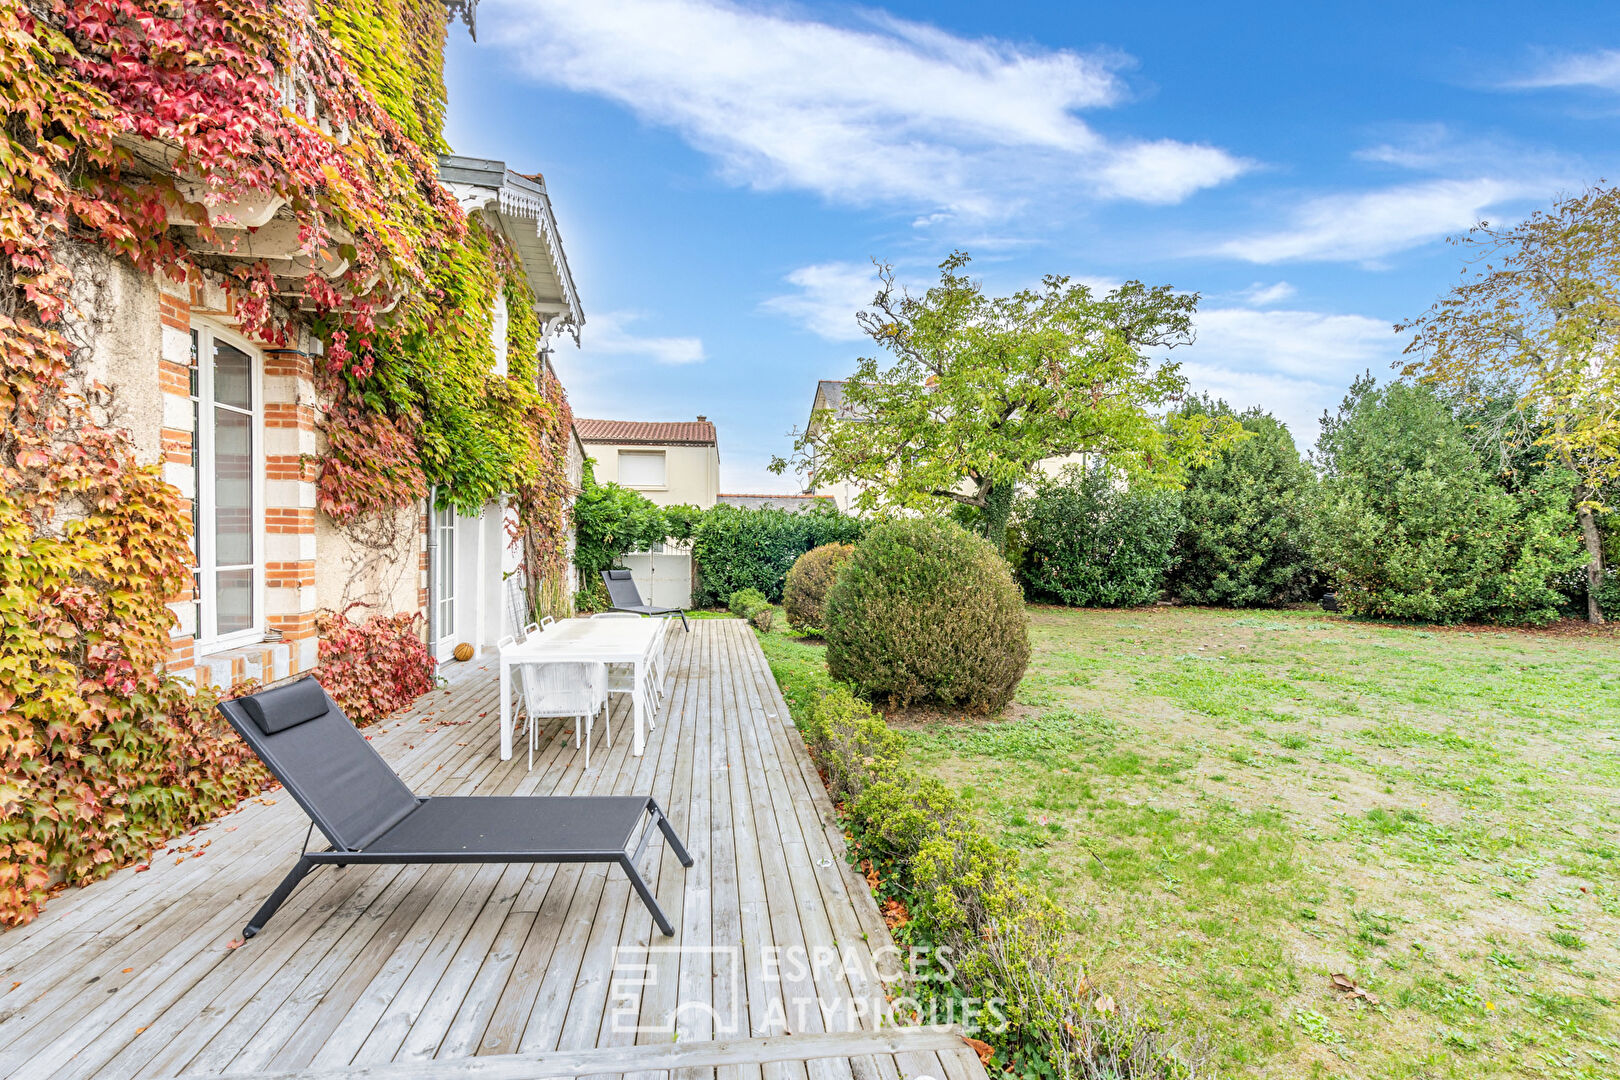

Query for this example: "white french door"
[190,322,264,651]
[432,502,459,660]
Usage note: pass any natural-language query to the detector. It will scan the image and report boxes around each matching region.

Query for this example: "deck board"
[0,621,987,1080]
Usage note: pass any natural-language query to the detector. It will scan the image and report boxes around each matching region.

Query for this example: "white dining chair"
[591,612,642,705]
[504,578,530,643]
[592,612,672,725]
[515,660,610,769]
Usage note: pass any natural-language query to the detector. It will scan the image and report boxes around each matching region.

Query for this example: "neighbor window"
[618,449,666,488]
[189,323,262,649]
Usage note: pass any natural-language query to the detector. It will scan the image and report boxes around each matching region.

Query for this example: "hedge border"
[793,681,1206,1079]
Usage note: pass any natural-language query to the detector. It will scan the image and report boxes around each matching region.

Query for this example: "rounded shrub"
[782,542,855,631]
[824,517,1029,713]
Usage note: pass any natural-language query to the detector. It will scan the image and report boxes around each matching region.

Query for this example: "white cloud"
[581,311,705,365]
[759,262,882,342]
[486,0,1251,217]
[1175,305,1401,446]
[1506,49,1620,93]
[1209,177,1536,264]
[1191,307,1396,377]
[1093,139,1252,204]
[1236,281,1296,306]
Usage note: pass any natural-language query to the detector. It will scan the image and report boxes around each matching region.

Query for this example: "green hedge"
[1314,379,1584,624]
[691,504,865,607]
[1170,400,1317,607]
[800,686,1203,1079]
[1017,466,1182,608]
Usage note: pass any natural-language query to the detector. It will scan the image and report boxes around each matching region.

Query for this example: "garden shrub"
[782,542,855,631]
[313,607,437,726]
[1018,466,1182,608]
[728,587,769,619]
[1170,400,1317,607]
[824,517,1028,712]
[803,686,1203,1079]
[1313,378,1585,625]
[571,460,671,588]
[691,504,865,606]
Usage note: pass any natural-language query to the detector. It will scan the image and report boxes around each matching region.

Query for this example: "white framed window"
[190,321,265,652]
[490,291,509,378]
[618,449,666,489]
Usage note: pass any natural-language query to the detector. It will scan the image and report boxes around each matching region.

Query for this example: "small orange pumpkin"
[452,642,474,662]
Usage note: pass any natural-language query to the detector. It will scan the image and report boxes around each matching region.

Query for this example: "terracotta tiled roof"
[574,418,717,445]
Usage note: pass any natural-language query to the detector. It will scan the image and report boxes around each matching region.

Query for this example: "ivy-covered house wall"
[0,0,582,925]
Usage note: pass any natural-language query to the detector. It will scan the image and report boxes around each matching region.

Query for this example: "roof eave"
[437,154,585,340]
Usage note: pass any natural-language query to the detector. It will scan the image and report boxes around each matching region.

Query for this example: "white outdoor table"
[497,617,664,761]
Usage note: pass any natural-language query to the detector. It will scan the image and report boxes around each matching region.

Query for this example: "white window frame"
[490,291,509,378]
[617,448,667,490]
[191,320,266,654]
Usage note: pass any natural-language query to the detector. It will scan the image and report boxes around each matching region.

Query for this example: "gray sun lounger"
[602,568,690,630]
[217,677,691,939]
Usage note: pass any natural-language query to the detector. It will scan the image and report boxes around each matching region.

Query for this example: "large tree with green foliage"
[1170,398,1317,607]
[772,252,1242,547]
[1400,186,1620,622]
[1313,378,1584,625]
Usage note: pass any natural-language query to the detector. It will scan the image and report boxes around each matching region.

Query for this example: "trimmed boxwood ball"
[782,543,855,631]
[824,517,1030,713]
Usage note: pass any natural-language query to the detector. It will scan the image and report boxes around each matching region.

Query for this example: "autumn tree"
[773,252,1240,547]
[1401,187,1620,622]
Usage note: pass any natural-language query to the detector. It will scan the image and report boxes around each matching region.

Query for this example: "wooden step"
[158,1026,979,1080]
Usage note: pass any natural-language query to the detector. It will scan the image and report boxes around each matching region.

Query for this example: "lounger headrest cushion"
[240,677,332,735]
[607,569,633,580]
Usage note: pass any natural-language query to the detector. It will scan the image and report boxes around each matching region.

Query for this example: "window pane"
[618,450,666,487]
[213,339,252,410]
[216,568,254,635]
[214,406,253,566]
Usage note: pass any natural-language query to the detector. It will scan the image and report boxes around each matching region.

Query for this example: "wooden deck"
[0,620,987,1080]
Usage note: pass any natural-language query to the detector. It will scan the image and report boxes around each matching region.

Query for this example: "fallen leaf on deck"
[964,1036,994,1065]
[226,938,245,950]
[122,968,133,973]
[881,898,910,929]
[134,864,149,873]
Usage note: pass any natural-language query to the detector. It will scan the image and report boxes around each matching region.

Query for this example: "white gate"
[620,546,693,608]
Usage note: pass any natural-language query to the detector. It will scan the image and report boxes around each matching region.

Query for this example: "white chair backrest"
[504,577,529,642]
[517,660,605,714]
[540,615,556,629]
[496,633,515,649]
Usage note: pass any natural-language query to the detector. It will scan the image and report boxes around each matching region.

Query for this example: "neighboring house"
[801,379,1092,512]
[575,417,720,508]
[58,15,586,688]
[575,417,721,610]
[717,493,836,514]
[803,380,866,512]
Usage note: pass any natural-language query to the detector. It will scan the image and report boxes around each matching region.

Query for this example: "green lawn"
[758,606,1620,1079]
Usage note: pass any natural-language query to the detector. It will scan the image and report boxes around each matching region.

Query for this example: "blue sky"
[443,0,1620,492]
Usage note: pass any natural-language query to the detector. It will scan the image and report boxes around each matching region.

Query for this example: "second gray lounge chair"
[601,568,689,630]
